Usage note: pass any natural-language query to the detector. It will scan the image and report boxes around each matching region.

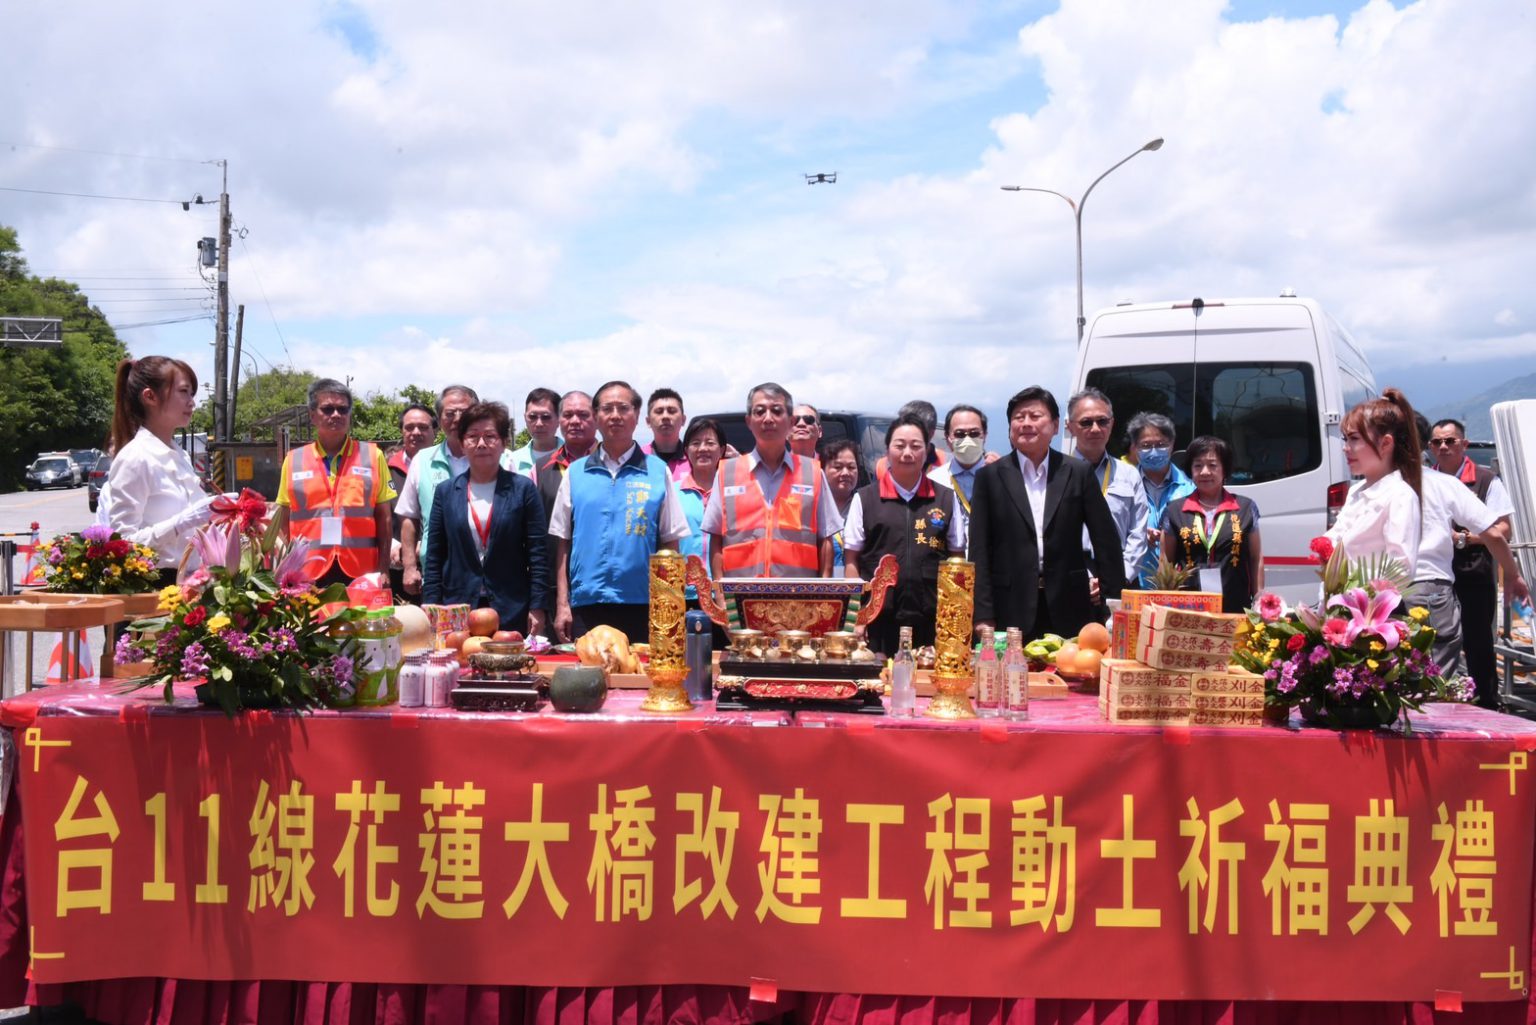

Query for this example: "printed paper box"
[1135,639,1234,673]
[1191,709,1265,728]
[1192,692,1266,712]
[1105,705,1191,725]
[1118,589,1223,613]
[1111,609,1141,660]
[1136,621,1239,665]
[1143,604,1246,639]
[421,603,470,646]
[1189,668,1265,696]
[1107,686,1192,711]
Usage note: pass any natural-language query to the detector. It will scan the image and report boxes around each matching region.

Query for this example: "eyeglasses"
[317,404,351,416]
[1427,438,1459,448]
[793,414,819,425]
[950,428,984,439]
[751,405,787,418]
[525,412,554,423]
[598,403,634,416]
[1074,417,1112,430]
[686,437,721,450]
[462,433,502,447]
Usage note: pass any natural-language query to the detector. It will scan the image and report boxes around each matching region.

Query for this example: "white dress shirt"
[1325,470,1421,578]
[1416,471,1496,584]
[547,444,691,543]
[1015,449,1049,573]
[843,481,967,552]
[104,427,209,568]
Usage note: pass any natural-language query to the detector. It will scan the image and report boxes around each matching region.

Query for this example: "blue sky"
[2,0,1530,441]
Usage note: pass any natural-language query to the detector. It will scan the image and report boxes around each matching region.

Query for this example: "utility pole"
[213,160,231,448]
[228,303,245,436]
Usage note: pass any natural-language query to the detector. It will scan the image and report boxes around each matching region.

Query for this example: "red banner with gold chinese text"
[11,709,1535,1002]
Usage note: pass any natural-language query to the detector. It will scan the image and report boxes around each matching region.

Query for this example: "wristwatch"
[1454,530,1467,550]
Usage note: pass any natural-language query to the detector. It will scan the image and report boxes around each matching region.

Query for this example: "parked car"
[69,448,103,481]
[695,410,893,487]
[87,452,113,513]
[25,454,83,490]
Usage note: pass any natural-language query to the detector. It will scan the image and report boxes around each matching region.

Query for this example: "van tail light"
[1326,480,1350,528]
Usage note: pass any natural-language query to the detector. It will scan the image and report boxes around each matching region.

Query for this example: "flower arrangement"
[40,524,160,594]
[1234,537,1464,729]
[117,515,362,715]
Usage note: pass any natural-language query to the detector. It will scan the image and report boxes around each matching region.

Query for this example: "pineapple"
[1150,554,1193,592]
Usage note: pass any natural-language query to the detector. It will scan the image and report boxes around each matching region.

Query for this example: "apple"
[467,607,500,637]
[459,635,489,666]
[491,630,524,645]
[443,630,470,652]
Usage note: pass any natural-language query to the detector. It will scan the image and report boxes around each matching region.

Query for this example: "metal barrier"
[1497,541,1536,712]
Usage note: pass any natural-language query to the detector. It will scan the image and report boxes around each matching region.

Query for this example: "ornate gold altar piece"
[641,550,693,713]
[926,557,978,719]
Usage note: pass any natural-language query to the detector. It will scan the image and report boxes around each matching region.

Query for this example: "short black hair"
[747,382,792,413]
[308,378,352,410]
[1185,435,1231,478]
[897,400,938,439]
[820,438,859,463]
[1067,386,1113,419]
[593,380,643,410]
[885,413,931,448]
[1005,386,1059,423]
[398,403,437,431]
[455,401,512,442]
[648,387,684,414]
[943,403,988,435]
[1431,417,1464,438]
[525,387,560,412]
[682,417,722,449]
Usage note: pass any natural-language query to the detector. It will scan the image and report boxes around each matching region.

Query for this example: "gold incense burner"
[926,557,978,719]
[640,550,693,713]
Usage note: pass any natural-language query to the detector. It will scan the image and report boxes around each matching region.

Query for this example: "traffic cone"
[45,633,95,684]
[20,523,46,587]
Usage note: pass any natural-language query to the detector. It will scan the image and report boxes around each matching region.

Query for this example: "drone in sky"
[803,172,838,184]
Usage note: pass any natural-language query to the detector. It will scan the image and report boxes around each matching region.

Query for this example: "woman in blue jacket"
[423,402,551,637]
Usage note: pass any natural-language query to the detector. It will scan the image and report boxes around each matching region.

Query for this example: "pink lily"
[1328,586,1408,647]
[1322,617,1352,647]
[1294,602,1322,632]
[185,524,241,576]
[273,538,326,589]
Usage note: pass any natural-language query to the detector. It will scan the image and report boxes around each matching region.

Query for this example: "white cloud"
[3,0,1533,430]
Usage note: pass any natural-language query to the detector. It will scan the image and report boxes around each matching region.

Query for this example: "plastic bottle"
[355,607,403,706]
[398,651,428,708]
[974,624,1000,716]
[1003,626,1029,721]
[890,625,916,717]
[426,651,458,708]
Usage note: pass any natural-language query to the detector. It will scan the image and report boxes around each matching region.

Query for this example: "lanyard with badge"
[469,496,493,557]
[1097,458,1114,496]
[1190,511,1227,594]
[316,440,357,547]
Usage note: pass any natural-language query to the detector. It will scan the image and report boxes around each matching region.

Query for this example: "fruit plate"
[1054,667,1101,694]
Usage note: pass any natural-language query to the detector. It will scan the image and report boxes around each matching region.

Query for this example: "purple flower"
[180,642,210,678]
[221,630,260,661]
[270,627,298,654]
[47,550,64,565]
[1308,645,1330,665]
[114,633,142,663]
[82,524,113,544]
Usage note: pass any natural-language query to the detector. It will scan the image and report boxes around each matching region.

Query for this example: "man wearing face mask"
[1064,388,1147,605]
[928,404,991,555]
[1124,411,1194,587]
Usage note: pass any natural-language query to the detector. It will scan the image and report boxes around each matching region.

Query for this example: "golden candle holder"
[641,550,694,713]
[926,557,978,719]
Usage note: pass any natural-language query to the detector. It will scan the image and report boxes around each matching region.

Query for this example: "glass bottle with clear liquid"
[974,624,1000,716]
[1002,626,1029,721]
[890,626,916,717]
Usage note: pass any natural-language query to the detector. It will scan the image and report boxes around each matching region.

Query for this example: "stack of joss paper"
[1099,604,1265,727]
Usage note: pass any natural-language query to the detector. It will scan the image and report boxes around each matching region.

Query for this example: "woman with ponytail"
[103,356,220,582]
[1323,387,1423,576]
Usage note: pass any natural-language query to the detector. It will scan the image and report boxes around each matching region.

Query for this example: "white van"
[1068,295,1376,604]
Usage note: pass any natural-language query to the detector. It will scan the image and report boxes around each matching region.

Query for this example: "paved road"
[1,484,107,697]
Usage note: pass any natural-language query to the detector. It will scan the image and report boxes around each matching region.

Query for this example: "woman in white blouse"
[103,356,220,582]
[1325,388,1422,577]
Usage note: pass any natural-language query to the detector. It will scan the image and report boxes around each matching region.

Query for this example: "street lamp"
[1002,137,1163,342]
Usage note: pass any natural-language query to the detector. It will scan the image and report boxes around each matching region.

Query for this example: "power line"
[0,184,186,205]
[0,140,215,166]
[113,314,215,330]
[237,235,294,367]
[72,286,210,292]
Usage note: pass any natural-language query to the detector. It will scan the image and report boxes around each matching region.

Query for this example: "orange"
[1078,622,1111,653]
[1056,642,1080,673]
[1076,649,1104,679]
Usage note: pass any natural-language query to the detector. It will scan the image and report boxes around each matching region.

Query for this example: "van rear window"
[1085,362,1321,484]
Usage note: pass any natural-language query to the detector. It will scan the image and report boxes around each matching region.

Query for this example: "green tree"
[0,226,129,489]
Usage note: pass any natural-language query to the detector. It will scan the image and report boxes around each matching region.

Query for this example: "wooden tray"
[0,593,126,630]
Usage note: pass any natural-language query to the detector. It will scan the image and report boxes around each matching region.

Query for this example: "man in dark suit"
[970,386,1125,640]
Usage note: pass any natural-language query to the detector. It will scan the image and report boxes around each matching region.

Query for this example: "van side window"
[1086,362,1320,484]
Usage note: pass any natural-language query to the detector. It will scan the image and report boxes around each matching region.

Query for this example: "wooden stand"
[0,594,127,691]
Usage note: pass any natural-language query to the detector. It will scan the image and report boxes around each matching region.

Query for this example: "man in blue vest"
[548,380,691,643]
